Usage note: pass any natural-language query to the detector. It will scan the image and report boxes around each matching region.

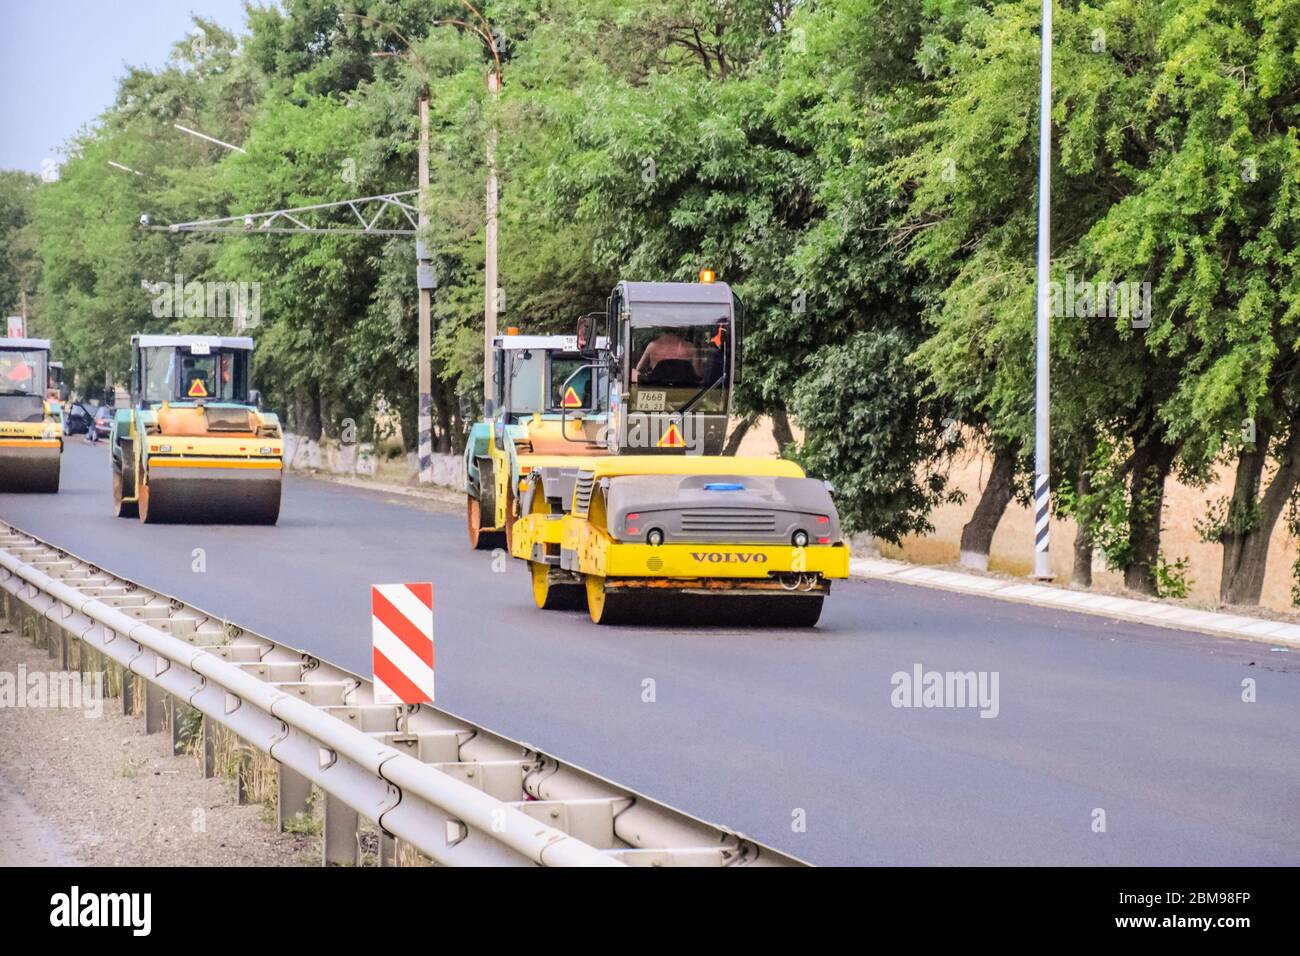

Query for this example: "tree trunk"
[959,442,1016,571]
[1219,423,1300,605]
[1123,437,1177,595]
[319,391,338,440]
[722,414,757,455]
[770,407,795,453]
[397,385,418,454]
[300,383,323,441]
[431,376,453,454]
[1071,456,1094,588]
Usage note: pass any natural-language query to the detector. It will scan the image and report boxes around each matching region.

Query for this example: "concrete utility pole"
[482,71,500,413]
[417,97,434,483]
[1033,0,1053,580]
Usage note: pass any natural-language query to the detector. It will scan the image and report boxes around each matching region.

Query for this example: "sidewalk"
[850,556,1300,649]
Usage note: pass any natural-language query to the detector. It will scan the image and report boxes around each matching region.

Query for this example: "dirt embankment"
[0,621,314,867]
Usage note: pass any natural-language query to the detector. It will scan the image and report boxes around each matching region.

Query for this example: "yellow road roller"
[111,335,282,524]
[512,455,849,626]
[464,326,609,552]
[508,277,849,626]
[0,337,62,493]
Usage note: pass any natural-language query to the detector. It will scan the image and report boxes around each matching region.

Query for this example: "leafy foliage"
[4,0,1299,593]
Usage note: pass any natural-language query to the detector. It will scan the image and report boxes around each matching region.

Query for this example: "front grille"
[680,510,777,534]
[574,472,595,515]
[0,395,45,423]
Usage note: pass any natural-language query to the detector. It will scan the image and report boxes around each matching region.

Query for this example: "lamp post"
[1033,0,1053,580]
[483,69,500,414]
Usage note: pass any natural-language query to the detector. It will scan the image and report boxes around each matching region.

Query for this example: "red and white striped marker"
[371,583,434,705]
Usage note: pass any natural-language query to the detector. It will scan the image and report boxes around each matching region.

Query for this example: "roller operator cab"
[0,338,63,493]
[509,278,849,627]
[111,335,283,524]
[463,329,610,550]
[570,279,740,457]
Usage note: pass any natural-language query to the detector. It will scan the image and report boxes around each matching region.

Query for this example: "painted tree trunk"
[1219,426,1300,606]
[959,442,1016,571]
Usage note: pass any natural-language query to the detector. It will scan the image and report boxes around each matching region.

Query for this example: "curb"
[293,469,464,504]
[849,557,1300,649]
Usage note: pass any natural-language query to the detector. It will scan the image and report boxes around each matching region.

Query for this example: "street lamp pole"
[417,97,434,484]
[483,70,500,414]
[1033,0,1053,580]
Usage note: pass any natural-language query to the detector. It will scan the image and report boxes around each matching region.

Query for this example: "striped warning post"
[371,583,434,705]
[1034,472,1050,563]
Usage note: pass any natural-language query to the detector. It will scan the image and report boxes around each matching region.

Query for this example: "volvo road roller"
[111,335,283,524]
[0,337,62,492]
[508,276,850,625]
[464,326,610,552]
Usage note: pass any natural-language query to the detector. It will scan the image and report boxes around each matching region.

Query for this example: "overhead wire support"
[146,190,419,236]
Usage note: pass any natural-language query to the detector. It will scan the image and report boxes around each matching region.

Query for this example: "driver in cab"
[633,330,696,383]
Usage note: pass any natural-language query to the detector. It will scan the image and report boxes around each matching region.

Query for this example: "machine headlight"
[792,530,809,548]
[260,446,274,455]
[158,444,171,453]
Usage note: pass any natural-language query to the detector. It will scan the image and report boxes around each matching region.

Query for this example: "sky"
[0,0,257,174]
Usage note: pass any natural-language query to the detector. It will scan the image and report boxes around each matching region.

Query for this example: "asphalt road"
[3,439,1299,865]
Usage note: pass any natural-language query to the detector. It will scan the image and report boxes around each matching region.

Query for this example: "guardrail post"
[235,747,253,804]
[322,794,359,866]
[378,831,399,867]
[144,680,165,734]
[121,668,135,715]
[170,700,186,756]
[201,717,217,778]
[277,763,311,831]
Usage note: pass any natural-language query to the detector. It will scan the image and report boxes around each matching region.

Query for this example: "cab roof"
[620,281,733,305]
[133,334,254,350]
[584,456,804,480]
[0,337,51,350]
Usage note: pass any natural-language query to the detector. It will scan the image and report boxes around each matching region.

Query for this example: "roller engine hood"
[604,472,842,545]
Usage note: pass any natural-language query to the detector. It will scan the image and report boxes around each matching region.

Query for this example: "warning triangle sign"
[562,386,583,408]
[658,422,685,448]
[188,378,209,398]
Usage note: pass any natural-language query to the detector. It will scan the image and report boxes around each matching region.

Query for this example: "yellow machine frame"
[511,456,849,624]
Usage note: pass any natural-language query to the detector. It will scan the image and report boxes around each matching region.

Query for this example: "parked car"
[90,405,114,441]
[62,401,93,435]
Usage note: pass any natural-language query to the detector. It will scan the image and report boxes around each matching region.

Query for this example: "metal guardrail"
[0,520,803,867]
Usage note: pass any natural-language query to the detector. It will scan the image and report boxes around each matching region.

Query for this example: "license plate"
[636,390,666,411]
[190,343,210,355]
